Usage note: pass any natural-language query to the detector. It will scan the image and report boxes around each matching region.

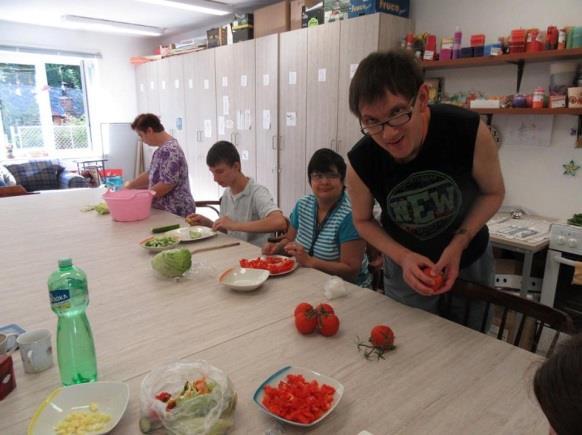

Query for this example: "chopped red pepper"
[155,391,172,403]
[261,374,336,424]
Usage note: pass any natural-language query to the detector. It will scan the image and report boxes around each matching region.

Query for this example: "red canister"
[546,26,558,49]
[0,355,16,401]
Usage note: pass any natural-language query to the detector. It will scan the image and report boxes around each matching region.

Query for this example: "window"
[0,52,96,160]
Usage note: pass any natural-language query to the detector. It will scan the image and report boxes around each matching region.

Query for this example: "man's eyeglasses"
[360,96,417,136]
[310,172,341,181]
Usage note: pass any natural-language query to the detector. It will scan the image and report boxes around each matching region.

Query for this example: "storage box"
[290,0,304,29]
[568,87,582,108]
[231,13,254,43]
[302,1,324,27]
[348,0,410,19]
[0,355,16,401]
[254,1,290,38]
[207,27,227,48]
[324,0,350,23]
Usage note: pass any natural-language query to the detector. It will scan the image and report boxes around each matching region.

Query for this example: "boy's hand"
[186,213,213,228]
[212,216,238,232]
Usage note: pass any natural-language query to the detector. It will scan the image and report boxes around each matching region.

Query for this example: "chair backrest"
[196,200,220,217]
[0,185,29,198]
[443,279,574,356]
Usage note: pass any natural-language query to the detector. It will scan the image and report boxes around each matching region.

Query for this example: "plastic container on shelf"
[532,87,545,109]
[102,189,154,222]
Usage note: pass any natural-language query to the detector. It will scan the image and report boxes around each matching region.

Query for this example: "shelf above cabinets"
[472,108,582,115]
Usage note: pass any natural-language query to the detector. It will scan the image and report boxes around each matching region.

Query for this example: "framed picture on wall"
[425,77,443,104]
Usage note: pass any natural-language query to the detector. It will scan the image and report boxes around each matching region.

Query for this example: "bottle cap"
[58,258,73,268]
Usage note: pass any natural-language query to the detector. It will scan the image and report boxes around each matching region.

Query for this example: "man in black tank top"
[346,50,505,325]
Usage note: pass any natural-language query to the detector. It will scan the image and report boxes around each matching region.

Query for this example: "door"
[135,64,147,114]
[255,34,279,204]
[279,28,308,215]
[145,61,160,116]
[184,49,219,200]
[305,21,340,180]
[159,57,185,146]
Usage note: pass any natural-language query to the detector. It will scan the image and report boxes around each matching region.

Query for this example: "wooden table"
[0,190,548,434]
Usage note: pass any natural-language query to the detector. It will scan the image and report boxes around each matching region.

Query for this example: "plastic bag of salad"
[139,361,237,435]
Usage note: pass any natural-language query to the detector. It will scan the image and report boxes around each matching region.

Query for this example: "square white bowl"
[219,267,269,291]
[253,366,344,427]
[28,381,129,435]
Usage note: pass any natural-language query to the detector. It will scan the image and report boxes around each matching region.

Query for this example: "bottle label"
[50,289,71,308]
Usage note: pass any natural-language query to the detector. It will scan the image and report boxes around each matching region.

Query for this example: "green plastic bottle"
[48,258,97,386]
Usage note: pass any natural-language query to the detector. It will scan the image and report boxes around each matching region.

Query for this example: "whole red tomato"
[316,303,335,315]
[369,325,395,349]
[295,310,317,334]
[421,267,444,292]
[318,313,340,337]
[294,302,314,317]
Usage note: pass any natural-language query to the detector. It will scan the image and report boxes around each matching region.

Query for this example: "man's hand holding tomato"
[399,251,442,296]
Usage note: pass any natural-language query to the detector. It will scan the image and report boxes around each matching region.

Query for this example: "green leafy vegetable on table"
[80,202,109,215]
[567,213,582,227]
[151,248,192,278]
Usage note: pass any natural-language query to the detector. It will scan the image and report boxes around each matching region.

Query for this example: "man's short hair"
[307,148,347,184]
[349,49,424,119]
[131,113,164,133]
[206,141,241,167]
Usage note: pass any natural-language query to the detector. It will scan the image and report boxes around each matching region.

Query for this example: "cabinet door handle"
[271,135,278,150]
[330,138,336,149]
[196,130,202,142]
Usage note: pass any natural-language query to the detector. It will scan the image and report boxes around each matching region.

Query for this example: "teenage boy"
[186,141,287,247]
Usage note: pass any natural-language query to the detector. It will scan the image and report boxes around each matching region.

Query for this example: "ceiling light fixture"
[61,15,164,37]
[137,0,232,16]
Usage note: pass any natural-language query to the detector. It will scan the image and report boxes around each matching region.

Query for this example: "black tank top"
[348,104,489,268]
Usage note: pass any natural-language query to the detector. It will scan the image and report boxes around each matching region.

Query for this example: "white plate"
[166,226,217,243]
[219,266,269,291]
[253,366,344,427]
[139,235,180,252]
[28,381,129,435]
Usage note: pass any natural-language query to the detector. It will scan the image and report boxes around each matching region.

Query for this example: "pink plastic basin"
[102,189,154,222]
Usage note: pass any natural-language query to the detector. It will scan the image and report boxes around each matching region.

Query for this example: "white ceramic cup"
[16,329,54,374]
[0,333,18,354]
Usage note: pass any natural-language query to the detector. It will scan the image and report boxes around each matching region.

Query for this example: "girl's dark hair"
[349,49,424,119]
[533,333,582,435]
[307,148,346,184]
[206,141,240,167]
[131,113,164,133]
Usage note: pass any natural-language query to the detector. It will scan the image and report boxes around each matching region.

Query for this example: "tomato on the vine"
[318,313,340,337]
[295,310,317,334]
[369,325,395,349]
[421,267,445,292]
[316,303,334,315]
[294,302,313,317]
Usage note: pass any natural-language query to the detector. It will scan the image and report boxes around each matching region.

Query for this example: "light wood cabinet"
[215,40,257,179]
[144,61,160,116]
[136,64,147,114]
[255,34,280,204]
[279,29,308,214]
[183,49,220,201]
[158,56,185,146]
[306,21,341,174]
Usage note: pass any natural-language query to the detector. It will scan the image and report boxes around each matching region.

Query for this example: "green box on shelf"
[348,0,410,19]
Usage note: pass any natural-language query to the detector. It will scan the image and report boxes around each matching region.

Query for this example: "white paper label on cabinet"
[263,74,270,86]
[240,75,247,87]
[223,96,229,116]
[262,110,271,130]
[241,150,249,161]
[218,116,225,136]
[203,79,209,90]
[244,109,252,130]
[318,68,327,82]
[288,71,297,85]
[226,119,234,129]
[202,120,211,138]
[150,81,155,90]
[188,79,193,89]
[222,76,228,87]
[140,84,144,92]
[236,111,244,130]
[350,63,359,79]
[286,112,297,127]
[161,80,166,90]
[174,79,180,89]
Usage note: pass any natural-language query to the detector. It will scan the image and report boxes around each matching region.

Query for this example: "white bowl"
[253,366,344,427]
[28,381,129,435]
[219,267,269,291]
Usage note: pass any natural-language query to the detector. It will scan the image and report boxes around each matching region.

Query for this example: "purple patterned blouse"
[149,138,196,217]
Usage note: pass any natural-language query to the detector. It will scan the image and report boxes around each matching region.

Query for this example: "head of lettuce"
[151,248,192,278]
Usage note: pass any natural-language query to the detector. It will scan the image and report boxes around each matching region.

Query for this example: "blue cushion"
[5,160,63,191]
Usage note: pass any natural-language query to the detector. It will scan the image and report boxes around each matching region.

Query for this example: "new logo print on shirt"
[386,170,462,240]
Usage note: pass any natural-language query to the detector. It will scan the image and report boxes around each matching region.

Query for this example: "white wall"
[0,20,155,157]
[412,0,582,220]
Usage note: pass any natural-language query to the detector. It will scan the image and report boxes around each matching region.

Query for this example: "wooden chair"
[196,200,220,217]
[0,185,29,198]
[442,279,574,356]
